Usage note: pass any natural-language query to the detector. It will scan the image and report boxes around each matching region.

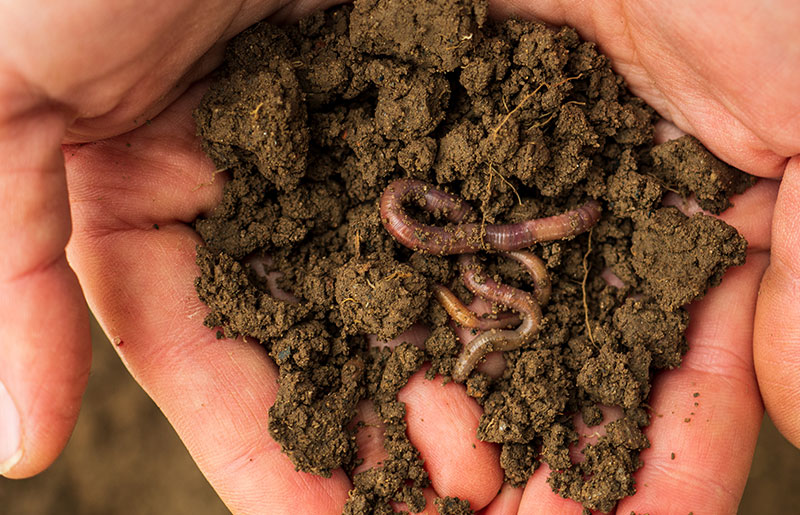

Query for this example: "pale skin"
[0,0,798,513]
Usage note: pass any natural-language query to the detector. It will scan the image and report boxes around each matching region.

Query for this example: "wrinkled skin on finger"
[0,0,346,480]
[2,0,796,512]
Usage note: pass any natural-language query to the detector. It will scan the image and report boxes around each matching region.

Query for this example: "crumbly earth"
[191,0,750,512]
[434,496,474,515]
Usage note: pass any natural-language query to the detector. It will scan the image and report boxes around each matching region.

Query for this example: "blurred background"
[0,315,798,514]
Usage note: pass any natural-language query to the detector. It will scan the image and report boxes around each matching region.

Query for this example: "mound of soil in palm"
[192,0,751,512]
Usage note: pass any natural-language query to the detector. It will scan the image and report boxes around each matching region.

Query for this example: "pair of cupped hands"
[1,1,798,513]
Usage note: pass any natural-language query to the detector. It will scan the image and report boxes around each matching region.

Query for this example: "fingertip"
[399,369,503,510]
[0,97,91,478]
[518,462,586,515]
[0,380,23,476]
[754,263,800,448]
[480,482,523,515]
[0,258,91,478]
[754,157,800,448]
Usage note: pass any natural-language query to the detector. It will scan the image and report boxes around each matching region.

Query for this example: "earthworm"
[432,250,550,329]
[504,250,551,305]
[380,178,601,255]
[451,253,545,383]
[432,284,520,330]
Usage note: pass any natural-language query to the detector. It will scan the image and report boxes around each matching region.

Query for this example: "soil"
[434,496,474,515]
[191,0,752,512]
[4,320,799,514]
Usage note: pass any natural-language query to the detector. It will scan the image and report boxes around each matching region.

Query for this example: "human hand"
[1,2,503,512]
[4,1,799,515]
[477,1,796,513]
[0,0,342,480]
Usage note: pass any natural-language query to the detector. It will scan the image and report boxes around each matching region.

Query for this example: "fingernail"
[0,380,22,475]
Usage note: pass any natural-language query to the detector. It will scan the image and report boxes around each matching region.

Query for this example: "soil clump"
[192,0,751,512]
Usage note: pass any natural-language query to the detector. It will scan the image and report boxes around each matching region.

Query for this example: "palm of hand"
[5,1,799,514]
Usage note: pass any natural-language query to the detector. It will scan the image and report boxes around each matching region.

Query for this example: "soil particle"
[548,417,649,513]
[268,348,364,476]
[191,0,750,512]
[195,170,280,259]
[500,442,540,486]
[423,324,460,378]
[650,134,755,214]
[631,207,747,311]
[194,247,308,340]
[478,349,571,443]
[613,298,689,369]
[433,496,474,515]
[373,66,451,141]
[576,343,651,410]
[335,256,430,341]
[350,0,487,72]
[606,168,663,221]
[194,24,308,191]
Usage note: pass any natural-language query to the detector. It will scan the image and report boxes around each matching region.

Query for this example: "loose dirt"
[192,0,752,512]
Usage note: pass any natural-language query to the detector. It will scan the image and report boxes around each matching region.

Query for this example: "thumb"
[0,89,90,478]
[754,156,800,447]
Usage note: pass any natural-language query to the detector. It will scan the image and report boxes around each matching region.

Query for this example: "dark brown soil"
[191,0,751,512]
[5,322,799,515]
[434,496,473,515]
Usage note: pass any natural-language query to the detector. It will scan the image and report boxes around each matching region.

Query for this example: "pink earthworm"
[451,253,547,383]
[432,284,520,330]
[504,250,551,305]
[379,178,601,255]
[432,250,550,330]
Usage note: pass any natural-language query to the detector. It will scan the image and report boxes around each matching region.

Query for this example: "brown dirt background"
[0,314,797,514]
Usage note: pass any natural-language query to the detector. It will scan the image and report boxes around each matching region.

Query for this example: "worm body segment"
[380,179,601,255]
[432,284,520,330]
[451,253,545,383]
[504,250,551,305]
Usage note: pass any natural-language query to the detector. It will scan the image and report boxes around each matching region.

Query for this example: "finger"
[350,400,440,514]
[715,179,778,252]
[617,251,768,513]
[0,96,90,478]
[351,399,388,475]
[399,369,504,510]
[518,461,592,515]
[516,255,767,514]
[517,408,625,515]
[65,87,350,513]
[64,84,225,229]
[370,321,504,509]
[755,156,800,447]
[479,482,523,515]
